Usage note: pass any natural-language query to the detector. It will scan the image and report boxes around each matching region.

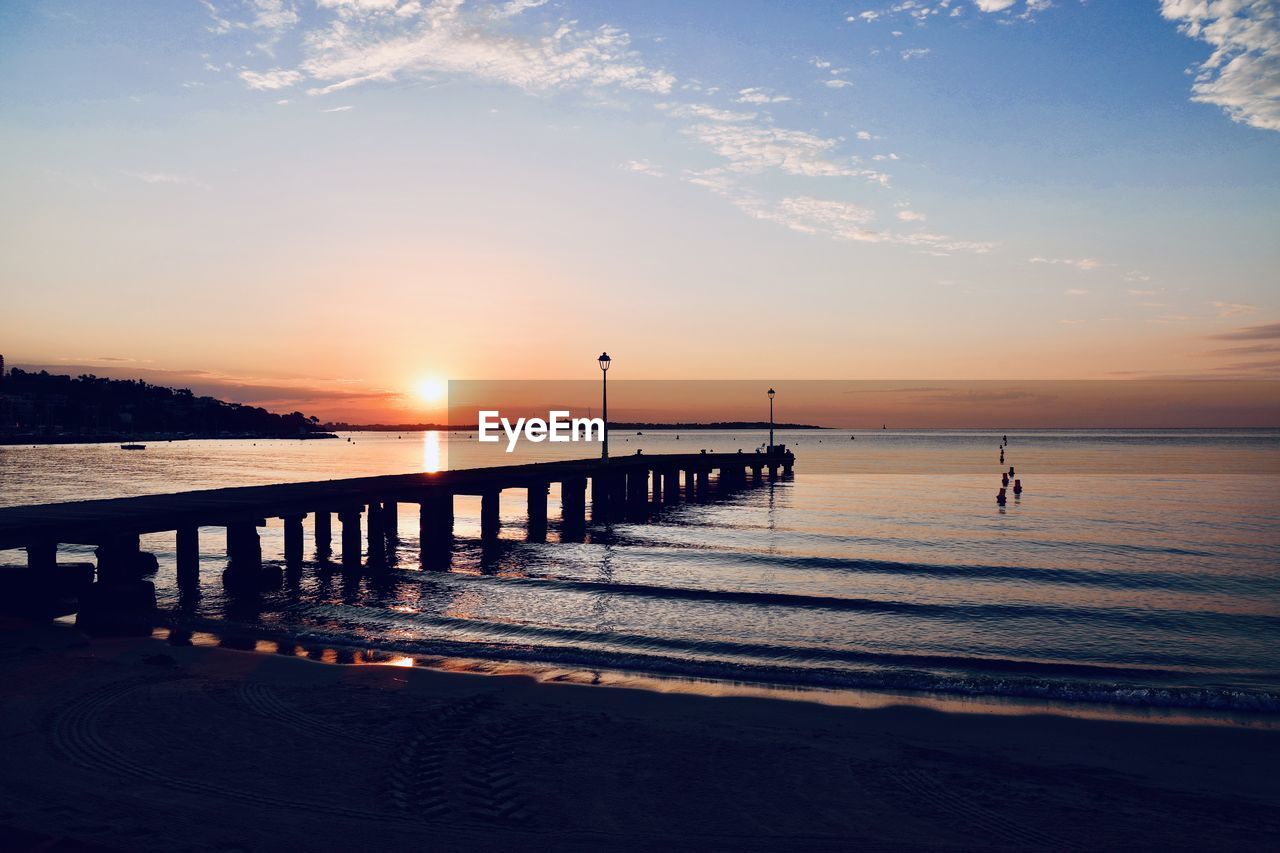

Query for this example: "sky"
[0,0,1277,422]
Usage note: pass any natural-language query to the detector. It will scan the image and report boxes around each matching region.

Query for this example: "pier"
[0,449,794,622]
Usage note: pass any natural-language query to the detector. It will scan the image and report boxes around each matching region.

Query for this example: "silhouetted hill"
[0,369,332,443]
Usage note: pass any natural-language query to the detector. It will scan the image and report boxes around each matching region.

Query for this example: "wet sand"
[1,620,1277,852]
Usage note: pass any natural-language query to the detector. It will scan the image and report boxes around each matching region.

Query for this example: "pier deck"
[0,450,795,580]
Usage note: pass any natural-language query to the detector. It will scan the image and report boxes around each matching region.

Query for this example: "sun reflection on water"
[422,429,443,473]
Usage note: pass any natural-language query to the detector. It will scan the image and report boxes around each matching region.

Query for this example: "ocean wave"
[168,614,1280,714]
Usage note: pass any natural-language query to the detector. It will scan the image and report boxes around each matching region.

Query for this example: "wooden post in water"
[383,501,398,540]
[339,508,362,569]
[26,540,56,573]
[481,490,501,541]
[283,515,304,566]
[176,525,200,588]
[664,468,680,503]
[419,493,454,568]
[366,502,385,566]
[591,473,611,521]
[313,510,332,557]
[560,476,586,539]
[527,482,548,542]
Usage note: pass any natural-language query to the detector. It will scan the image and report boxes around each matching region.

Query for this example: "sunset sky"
[1,0,1277,421]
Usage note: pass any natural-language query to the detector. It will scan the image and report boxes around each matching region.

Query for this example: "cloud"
[1209,322,1280,340]
[1212,301,1258,318]
[1160,0,1280,132]
[238,68,304,90]
[1065,288,1089,296]
[901,48,931,61]
[897,209,926,222]
[824,79,853,88]
[731,193,995,254]
[123,171,211,190]
[292,2,676,96]
[320,105,353,112]
[1029,256,1102,271]
[622,158,664,177]
[735,87,791,104]
[855,130,873,140]
[675,111,890,182]
[975,0,1018,11]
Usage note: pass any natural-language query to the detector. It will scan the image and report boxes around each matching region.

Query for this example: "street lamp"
[767,387,775,451]
[599,352,612,461]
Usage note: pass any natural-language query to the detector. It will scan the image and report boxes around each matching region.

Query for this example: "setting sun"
[414,377,447,405]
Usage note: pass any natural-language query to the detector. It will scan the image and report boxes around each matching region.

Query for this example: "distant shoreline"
[325,421,824,432]
[0,432,340,447]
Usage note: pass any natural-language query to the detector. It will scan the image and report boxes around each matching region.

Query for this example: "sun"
[414,377,447,405]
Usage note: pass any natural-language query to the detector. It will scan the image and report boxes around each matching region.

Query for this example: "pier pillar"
[769,464,779,481]
[26,540,57,573]
[527,482,548,542]
[783,457,794,476]
[684,469,697,500]
[591,474,612,521]
[383,501,399,540]
[226,522,262,571]
[611,472,628,506]
[752,465,763,484]
[696,468,710,500]
[176,526,200,589]
[366,502,386,566]
[339,508,362,569]
[664,468,680,503]
[626,469,649,520]
[650,470,663,509]
[283,515,304,566]
[481,490,501,541]
[419,493,454,568]
[314,510,332,557]
[95,534,143,584]
[561,477,587,539]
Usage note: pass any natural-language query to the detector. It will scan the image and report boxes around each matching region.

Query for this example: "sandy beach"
[0,619,1275,852]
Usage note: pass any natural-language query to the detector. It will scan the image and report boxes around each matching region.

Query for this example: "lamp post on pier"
[599,352,611,461]
[767,387,775,451]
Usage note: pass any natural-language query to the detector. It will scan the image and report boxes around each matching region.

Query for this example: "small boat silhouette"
[120,443,145,450]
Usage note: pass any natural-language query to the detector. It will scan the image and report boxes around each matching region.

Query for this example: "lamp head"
[767,387,775,399]
[598,352,611,371]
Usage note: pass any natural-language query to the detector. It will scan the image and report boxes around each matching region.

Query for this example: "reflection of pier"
[0,450,794,622]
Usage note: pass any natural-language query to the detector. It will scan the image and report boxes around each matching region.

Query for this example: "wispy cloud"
[622,158,664,178]
[1029,256,1103,271]
[1160,0,1280,132]
[123,171,211,190]
[1209,322,1280,340]
[1212,301,1258,318]
[735,87,790,104]
[239,68,303,90]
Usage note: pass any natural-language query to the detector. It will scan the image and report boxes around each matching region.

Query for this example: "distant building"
[0,353,5,382]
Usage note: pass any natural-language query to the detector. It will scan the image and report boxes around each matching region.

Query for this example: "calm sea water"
[2,429,1278,713]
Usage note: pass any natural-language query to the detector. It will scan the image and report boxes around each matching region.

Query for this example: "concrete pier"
[0,448,796,605]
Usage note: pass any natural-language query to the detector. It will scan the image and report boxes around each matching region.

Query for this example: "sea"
[3,429,1278,719]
